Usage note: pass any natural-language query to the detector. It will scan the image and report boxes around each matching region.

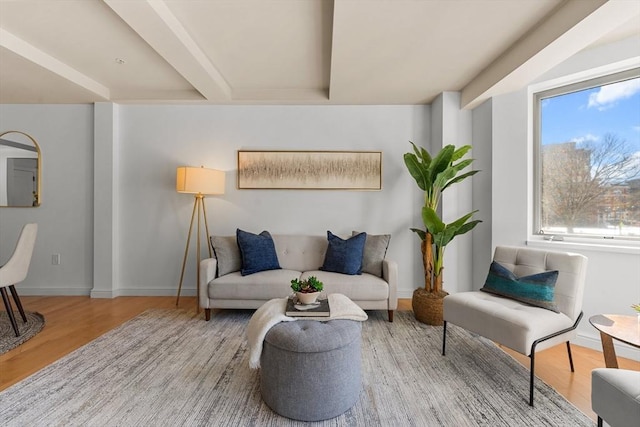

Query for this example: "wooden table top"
[589,314,640,348]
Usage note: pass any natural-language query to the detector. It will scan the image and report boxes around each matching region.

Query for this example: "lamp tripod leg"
[176,196,198,306]
[195,195,202,313]
[201,199,213,259]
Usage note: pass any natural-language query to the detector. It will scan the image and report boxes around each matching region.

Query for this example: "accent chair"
[442,245,588,406]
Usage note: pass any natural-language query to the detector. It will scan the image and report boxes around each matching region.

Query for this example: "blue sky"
[541,77,640,153]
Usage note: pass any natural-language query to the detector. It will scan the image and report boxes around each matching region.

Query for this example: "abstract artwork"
[237,151,382,190]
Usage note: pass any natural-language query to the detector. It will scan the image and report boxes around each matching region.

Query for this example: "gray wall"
[1,104,432,300]
[489,36,640,360]
[0,105,94,295]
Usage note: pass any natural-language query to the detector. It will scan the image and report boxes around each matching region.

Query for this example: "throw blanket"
[247,293,368,369]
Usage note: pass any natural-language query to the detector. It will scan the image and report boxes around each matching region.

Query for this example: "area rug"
[0,311,45,355]
[0,309,592,426]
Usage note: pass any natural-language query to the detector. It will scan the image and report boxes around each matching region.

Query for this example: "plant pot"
[296,291,320,305]
[412,287,448,326]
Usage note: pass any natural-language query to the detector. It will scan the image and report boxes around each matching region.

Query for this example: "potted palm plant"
[404,142,481,325]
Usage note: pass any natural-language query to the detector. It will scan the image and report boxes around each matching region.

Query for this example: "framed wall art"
[237,150,382,190]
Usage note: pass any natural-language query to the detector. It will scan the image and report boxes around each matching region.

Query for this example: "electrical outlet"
[52,254,60,265]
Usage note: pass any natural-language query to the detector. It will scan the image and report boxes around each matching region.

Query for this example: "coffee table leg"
[599,332,618,368]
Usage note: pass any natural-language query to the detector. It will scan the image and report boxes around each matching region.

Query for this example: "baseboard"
[18,287,91,296]
[575,331,640,362]
[114,288,195,297]
[90,289,116,298]
[398,289,414,299]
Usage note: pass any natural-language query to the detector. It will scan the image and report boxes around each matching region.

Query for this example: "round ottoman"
[260,319,362,421]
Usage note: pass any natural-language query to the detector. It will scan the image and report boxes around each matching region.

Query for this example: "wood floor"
[2,296,639,422]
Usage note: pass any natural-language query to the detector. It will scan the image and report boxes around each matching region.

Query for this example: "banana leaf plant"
[404,142,480,294]
[421,207,481,292]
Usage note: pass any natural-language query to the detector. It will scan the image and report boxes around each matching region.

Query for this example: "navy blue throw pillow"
[480,261,560,312]
[236,229,281,276]
[320,231,367,275]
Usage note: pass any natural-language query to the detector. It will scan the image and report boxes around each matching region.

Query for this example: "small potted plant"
[291,276,324,304]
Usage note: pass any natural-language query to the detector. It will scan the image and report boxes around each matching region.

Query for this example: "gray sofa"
[198,234,398,321]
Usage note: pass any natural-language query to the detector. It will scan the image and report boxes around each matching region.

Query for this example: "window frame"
[532,67,640,243]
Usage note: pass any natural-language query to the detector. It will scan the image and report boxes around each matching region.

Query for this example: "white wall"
[113,105,429,297]
[0,105,94,295]
[471,99,493,287]
[489,37,640,360]
[1,104,430,299]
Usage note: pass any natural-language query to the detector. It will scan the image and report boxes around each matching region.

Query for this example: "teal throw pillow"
[480,261,560,312]
[320,231,366,275]
[236,229,281,276]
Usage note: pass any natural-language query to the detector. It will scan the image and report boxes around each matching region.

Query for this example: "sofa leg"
[388,310,394,322]
[204,308,211,321]
[597,416,602,427]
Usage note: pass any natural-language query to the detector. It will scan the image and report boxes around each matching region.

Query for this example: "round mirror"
[0,131,41,207]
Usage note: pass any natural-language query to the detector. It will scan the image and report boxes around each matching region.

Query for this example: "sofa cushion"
[210,235,241,276]
[209,269,301,300]
[302,270,389,301]
[320,231,366,275]
[352,231,390,277]
[236,229,281,276]
[480,261,560,313]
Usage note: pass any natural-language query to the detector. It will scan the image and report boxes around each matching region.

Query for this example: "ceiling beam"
[461,0,639,109]
[0,27,110,100]
[104,0,231,101]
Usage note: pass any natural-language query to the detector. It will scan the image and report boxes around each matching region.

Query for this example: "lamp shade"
[176,166,225,195]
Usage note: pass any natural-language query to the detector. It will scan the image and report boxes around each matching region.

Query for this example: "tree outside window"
[535,70,640,239]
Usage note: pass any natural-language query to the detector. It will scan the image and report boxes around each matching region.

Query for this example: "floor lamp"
[176,166,225,308]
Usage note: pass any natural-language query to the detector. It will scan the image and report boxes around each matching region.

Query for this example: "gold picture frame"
[237,150,382,190]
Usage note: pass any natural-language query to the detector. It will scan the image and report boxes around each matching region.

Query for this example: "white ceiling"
[0,0,638,107]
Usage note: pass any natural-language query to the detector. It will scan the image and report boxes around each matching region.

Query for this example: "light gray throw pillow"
[352,231,390,277]
[210,235,241,277]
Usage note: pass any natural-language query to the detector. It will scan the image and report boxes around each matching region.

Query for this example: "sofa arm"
[199,257,217,309]
[382,259,398,310]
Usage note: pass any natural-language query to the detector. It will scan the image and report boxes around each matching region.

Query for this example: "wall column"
[91,102,119,298]
[430,92,474,293]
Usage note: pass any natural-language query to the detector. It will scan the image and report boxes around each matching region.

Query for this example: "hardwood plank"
[0,296,196,389]
[2,296,638,424]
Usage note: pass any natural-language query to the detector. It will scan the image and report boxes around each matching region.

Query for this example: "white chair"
[0,223,38,337]
[592,368,640,427]
[442,246,588,406]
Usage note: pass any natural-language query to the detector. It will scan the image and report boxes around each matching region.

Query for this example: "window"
[533,68,640,240]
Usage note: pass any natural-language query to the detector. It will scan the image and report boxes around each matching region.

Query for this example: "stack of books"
[285,298,330,317]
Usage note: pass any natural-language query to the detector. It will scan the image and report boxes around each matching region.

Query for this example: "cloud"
[588,78,640,110]
[570,133,599,145]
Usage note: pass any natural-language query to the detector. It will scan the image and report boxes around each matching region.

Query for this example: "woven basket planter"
[412,288,448,326]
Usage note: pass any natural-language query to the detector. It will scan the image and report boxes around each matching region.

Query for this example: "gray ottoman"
[260,319,362,421]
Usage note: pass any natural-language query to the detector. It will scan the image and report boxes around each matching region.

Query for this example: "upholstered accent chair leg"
[442,321,447,356]
[529,351,536,407]
[597,416,603,427]
[1,287,20,337]
[566,341,575,372]
[388,310,394,322]
[9,285,27,323]
[204,308,211,321]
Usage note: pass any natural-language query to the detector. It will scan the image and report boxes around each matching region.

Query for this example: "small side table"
[589,314,640,368]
